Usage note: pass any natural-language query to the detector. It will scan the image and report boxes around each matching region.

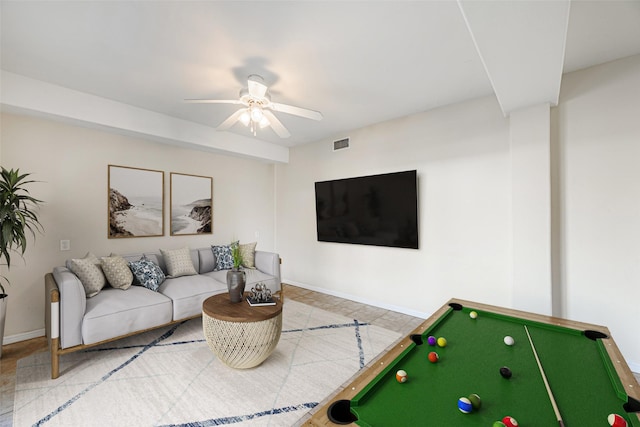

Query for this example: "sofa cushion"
[129,256,166,291]
[82,286,172,345]
[159,275,226,320]
[67,252,106,298]
[101,255,133,290]
[160,247,197,277]
[197,247,216,274]
[239,242,257,269]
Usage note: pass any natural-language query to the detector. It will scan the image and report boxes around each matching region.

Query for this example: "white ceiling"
[1,0,640,149]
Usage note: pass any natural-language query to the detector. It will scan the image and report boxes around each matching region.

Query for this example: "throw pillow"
[160,247,197,277]
[239,242,257,269]
[211,242,236,271]
[100,255,133,290]
[129,256,166,292]
[68,252,106,298]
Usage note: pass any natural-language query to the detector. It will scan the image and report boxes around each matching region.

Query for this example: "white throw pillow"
[239,242,257,269]
[160,247,197,277]
[68,252,106,298]
[101,255,134,290]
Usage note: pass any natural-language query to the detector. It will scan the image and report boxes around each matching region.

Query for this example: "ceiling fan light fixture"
[239,110,251,126]
[250,106,264,122]
[189,74,322,139]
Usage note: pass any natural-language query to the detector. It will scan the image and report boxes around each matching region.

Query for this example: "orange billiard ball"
[395,369,408,383]
[428,351,439,363]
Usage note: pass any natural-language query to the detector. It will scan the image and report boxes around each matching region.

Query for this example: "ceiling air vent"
[333,137,350,151]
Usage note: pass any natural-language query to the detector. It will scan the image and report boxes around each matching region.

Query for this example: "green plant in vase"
[227,242,245,303]
[231,243,243,271]
[0,167,44,357]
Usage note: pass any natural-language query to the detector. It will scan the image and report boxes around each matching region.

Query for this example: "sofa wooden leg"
[51,337,60,379]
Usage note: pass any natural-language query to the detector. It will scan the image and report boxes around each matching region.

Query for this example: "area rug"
[13,300,401,426]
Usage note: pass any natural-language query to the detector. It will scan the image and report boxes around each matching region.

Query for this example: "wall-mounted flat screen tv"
[315,170,418,249]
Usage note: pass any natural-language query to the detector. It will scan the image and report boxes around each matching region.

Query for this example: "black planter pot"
[226,269,246,303]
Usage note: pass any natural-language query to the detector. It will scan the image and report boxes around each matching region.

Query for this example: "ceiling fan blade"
[184,99,241,104]
[217,109,246,131]
[263,110,291,138]
[270,102,323,121]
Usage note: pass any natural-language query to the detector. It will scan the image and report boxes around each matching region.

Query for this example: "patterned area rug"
[13,300,401,426]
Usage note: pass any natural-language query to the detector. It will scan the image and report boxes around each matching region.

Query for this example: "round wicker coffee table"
[202,292,283,369]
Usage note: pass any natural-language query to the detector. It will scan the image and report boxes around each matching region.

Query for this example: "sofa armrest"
[254,251,281,291]
[51,266,87,349]
[44,273,59,346]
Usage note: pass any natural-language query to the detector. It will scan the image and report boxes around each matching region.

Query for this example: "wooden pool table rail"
[301,298,640,426]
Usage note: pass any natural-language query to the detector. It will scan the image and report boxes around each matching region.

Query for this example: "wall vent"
[333,137,350,151]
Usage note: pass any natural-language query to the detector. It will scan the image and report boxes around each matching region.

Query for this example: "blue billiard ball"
[458,397,473,413]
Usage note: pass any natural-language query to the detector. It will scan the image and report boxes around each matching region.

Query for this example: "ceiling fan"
[185,74,323,138]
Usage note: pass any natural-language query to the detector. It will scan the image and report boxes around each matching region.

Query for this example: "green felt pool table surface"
[305,299,640,427]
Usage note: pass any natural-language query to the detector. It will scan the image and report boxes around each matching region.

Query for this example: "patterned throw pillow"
[239,242,257,269]
[100,255,133,290]
[160,247,197,277]
[129,256,166,291]
[68,252,106,298]
[211,242,236,271]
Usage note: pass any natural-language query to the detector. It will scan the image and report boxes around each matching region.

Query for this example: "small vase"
[226,269,246,303]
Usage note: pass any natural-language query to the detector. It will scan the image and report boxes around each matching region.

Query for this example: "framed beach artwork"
[108,165,164,238]
[170,172,212,235]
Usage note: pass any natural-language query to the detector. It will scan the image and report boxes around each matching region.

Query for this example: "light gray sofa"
[44,247,281,379]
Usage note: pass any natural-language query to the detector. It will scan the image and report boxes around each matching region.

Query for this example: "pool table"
[303,298,640,427]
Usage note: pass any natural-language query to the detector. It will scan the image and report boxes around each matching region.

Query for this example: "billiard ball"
[504,336,515,346]
[395,369,408,383]
[457,397,472,413]
[470,311,478,319]
[468,393,482,410]
[427,335,437,346]
[428,351,439,363]
[500,366,513,379]
[492,422,507,427]
[502,416,519,427]
[437,337,447,347]
[608,414,627,427]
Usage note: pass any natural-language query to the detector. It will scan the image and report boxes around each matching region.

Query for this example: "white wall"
[276,96,513,318]
[556,54,640,370]
[0,113,275,341]
[276,55,640,371]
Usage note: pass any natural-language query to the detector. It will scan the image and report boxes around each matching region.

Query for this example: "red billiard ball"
[428,351,439,363]
[608,414,627,427]
[502,416,519,427]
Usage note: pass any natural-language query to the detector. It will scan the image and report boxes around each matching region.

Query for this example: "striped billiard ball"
[457,397,472,413]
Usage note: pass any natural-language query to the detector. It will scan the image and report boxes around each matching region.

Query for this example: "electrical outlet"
[60,240,71,251]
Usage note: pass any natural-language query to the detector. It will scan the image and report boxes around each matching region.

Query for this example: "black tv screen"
[315,170,419,249]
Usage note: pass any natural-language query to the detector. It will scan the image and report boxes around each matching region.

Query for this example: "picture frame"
[170,172,213,235]
[108,165,165,238]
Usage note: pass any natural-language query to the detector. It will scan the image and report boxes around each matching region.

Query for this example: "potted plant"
[0,167,43,358]
[226,243,245,303]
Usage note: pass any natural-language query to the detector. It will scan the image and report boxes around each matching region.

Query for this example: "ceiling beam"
[0,71,289,164]
[458,0,571,116]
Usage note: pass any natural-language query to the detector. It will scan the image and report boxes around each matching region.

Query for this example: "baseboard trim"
[3,328,45,345]
[283,278,429,319]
